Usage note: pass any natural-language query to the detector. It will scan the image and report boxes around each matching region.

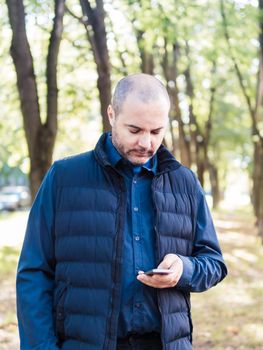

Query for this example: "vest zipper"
[103,173,126,350]
[152,176,166,350]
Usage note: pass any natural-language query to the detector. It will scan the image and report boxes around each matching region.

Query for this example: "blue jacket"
[17,133,227,350]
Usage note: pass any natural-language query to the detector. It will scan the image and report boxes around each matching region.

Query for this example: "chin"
[129,156,150,165]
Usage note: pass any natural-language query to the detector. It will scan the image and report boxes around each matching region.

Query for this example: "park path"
[0,211,28,248]
[0,211,28,350]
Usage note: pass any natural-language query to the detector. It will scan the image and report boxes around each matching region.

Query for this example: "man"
[17,73,227,350]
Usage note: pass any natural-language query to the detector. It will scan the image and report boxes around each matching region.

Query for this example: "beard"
[111,132,154,165]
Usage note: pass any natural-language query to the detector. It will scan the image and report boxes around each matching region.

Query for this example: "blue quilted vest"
[53,133,197,350]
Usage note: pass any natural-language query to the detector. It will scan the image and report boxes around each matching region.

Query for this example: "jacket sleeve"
[176,183,227,292]
[17,164,60,350]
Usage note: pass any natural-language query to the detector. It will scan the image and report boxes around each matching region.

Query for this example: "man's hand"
[136,254,183,288]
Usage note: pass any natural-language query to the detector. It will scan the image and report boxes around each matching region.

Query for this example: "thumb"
[157,254,177,269]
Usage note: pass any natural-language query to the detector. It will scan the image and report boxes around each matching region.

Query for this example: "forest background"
[0,0,263,349]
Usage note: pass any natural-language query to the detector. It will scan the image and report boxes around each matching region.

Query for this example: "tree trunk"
[80,0,111,132]
[209,163,220,209]
[162,40,191,166]
[6,0,41,161]
[184,44,217,191]
[6,0,65,200]
[196,150,205,187]
[184,62,206,185]
[30,125,58,197]
[137,30,154,74]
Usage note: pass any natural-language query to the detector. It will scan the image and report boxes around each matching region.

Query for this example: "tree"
[220,0,263,240]
[6,0,65,199]
[79,0,112,131]
[161,39,191,166]
[65,0,112,131]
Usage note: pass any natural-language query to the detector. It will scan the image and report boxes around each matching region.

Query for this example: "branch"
[79,0,102,67]
[65,5,86,25]
[79,0,94,25]
[66,3,98,67]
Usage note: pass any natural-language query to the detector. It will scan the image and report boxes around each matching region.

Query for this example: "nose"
[138,133,151,149]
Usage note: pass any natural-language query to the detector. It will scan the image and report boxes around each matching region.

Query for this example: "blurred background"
[0,0,263,349]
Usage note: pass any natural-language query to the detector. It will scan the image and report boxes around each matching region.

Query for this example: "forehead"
[118,94,169,129]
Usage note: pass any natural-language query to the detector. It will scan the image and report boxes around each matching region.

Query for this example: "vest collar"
[94,132,181,174]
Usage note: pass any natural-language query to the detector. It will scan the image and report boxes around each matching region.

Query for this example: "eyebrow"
[125,124,164,132]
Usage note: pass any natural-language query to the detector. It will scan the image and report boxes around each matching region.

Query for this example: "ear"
[107,105,116,127]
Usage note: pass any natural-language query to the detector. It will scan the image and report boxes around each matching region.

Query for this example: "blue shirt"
[16,132,227,349]
[105,135,161,336]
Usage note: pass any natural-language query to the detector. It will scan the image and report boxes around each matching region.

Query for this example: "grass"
[0,246,19,278]
[0,211,18,221]
[0,208,29,221]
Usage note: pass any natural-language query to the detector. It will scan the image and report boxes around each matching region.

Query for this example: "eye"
[151,130,161,135]
[129,129,140,134]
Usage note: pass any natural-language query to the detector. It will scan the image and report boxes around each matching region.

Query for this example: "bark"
[6,0,65,200]
[162,40,191,166]
[6,0,41,160]
[80,0,111,132]
[209,163,220,209]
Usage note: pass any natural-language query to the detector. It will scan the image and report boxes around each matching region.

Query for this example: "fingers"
[157,254,177,269]
[137,255,183,289]
[137,273,175,288]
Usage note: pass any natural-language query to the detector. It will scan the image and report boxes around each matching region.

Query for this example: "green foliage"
[1,0,261,196]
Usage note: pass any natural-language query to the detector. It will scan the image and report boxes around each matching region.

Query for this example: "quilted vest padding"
[52,134,197,350]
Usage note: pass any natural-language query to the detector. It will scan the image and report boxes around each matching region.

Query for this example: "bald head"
[112,73,170,116]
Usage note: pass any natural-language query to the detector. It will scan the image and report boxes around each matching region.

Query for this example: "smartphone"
[144,268,172,275]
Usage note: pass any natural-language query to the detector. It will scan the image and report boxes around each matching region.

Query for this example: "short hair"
[112,74,170,116]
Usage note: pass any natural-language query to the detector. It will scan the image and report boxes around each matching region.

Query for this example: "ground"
[192,209,263,350]
[0,208,262,349]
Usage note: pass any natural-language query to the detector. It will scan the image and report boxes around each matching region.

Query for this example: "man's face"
[108,94,169,165]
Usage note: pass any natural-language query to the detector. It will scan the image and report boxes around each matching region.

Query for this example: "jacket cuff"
[176,255,194,289]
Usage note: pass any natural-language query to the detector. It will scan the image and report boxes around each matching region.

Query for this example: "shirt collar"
[105,133,157,175]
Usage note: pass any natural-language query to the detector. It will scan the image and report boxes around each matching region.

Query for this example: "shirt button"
[134,235,140,241]
[135,303,141,308]
[133,179,137,184]
[133,207,139,212]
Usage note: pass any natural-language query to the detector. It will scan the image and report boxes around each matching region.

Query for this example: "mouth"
[130,150,153,157]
